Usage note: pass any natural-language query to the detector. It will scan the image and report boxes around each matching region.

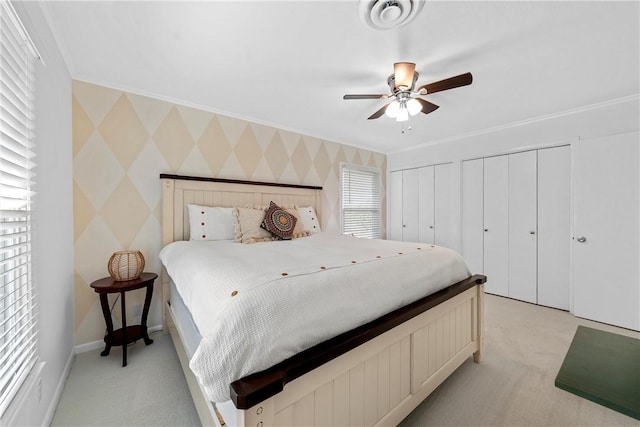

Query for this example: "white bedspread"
[159,234,470,402]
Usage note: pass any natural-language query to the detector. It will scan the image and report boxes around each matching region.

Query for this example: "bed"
[160,174,486,427]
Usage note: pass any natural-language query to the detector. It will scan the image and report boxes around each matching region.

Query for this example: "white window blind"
[0,1,38,416]
[341,163,382,239]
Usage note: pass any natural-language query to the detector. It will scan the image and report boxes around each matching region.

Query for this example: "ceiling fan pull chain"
[401,124,412,134]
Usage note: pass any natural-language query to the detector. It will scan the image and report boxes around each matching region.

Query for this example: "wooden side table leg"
[99,293,113,357]
[141,281,154,345]
[121,291,127,367]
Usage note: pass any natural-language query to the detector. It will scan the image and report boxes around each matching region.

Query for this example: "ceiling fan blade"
[417,72,473,95]
[343,94,388,100]
[367,103,390,120]
[394,62,416,90]
[416,98,439,115]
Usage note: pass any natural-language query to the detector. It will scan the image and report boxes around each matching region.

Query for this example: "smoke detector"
[358,0,425,31]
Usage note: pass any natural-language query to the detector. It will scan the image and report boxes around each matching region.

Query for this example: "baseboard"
[42,348,74,426]
[74,324,163,354]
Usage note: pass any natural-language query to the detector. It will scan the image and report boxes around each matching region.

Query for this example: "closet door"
[388,171,403,241]
[537,146,571,310]
[461,159,484,275]
[401,169,419,242]
[573,132,639,330]
[508,151,538,304]
[434,163,455,249]
[418,166,435,244]
[483,155,509,297]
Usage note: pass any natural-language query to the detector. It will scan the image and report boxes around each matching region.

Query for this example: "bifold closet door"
[573,132,639,330]
[537,146,570,310]
[508,151,537,304]
[418,166,435,244]
[461,159,484,275]
[401,169,419,242]
[483,155,509,297]
[388,171,403,241]
[434,163,455,249]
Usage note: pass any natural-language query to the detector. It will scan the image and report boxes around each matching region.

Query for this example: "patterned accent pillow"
[245,204,310,239]
[260,201,298,240]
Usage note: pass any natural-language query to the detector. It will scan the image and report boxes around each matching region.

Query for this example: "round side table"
[90,272,157,367]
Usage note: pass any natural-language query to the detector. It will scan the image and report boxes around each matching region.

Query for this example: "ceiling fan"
[343,62,472,121]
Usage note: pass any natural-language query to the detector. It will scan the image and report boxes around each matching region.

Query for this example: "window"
[0,2,39,415]
[341,163,382,239]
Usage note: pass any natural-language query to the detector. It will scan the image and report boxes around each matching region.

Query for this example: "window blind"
[0,1,38,416]
[341,163,382,239]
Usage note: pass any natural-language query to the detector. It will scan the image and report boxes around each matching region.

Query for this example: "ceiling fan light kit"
[358,0,425,31]
[344,63,473,124]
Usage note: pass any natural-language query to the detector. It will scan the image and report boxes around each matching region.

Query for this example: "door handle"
[576,236,587,243]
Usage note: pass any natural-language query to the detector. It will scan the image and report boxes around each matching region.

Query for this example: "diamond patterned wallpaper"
[72,80,387,345]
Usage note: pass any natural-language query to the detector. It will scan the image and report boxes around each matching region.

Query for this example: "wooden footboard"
[166,275,484,427]
[234,279,485,427]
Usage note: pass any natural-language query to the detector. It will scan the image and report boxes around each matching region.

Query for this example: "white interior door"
[434,163,455,249]
[401,169,419,242]
[572,132,639,330]
[462,159,484,275]
[483,155,509,297]
[388,171,403,241]
[538,145,571,310]
[508,151,538,304]
[418,166,435,244]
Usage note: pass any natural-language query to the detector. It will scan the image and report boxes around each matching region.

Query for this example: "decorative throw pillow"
[261,201,298,240]
[233,207,274,244]
[187,205,235,241]
[297,206,321,234]
[244,204,310,239]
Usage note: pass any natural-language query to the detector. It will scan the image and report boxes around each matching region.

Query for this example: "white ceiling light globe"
[407,98,422,116]
[385,100,400,118]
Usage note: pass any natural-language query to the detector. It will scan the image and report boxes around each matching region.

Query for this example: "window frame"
[340,162,382,239]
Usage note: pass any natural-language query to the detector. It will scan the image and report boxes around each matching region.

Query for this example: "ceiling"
[41,1,639,154]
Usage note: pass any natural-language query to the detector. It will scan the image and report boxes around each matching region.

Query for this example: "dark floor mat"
[555,325,639,420]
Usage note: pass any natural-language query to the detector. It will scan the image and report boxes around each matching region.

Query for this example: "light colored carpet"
[52,296,639,426]
[400,295,640,427]
[51,330,201,427]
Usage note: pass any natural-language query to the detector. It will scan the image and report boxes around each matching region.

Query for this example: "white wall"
[4,2,74,426]
[387,96,640,252]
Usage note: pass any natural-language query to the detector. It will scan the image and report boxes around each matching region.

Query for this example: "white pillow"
[297,206,321,234]
[233,207,274,244]
[188,205,235,241]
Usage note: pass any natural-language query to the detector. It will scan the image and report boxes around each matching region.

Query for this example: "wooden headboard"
[160,174,323,246]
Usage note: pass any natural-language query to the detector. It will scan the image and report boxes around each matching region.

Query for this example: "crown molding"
[390,94,640,155]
